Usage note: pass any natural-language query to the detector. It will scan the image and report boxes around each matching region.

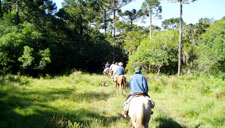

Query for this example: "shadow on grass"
[0,75,30,86]
[0,76,115,128]
[155,117,185,128]
[0,99,122,128]
[61,108,123,127]
[16,88,110,104]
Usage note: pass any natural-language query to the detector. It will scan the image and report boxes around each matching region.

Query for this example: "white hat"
[118,62,123,66]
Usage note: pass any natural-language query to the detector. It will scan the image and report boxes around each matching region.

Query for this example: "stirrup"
[121,111,128,118]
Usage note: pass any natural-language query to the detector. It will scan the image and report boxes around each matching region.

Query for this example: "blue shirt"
[129,73,149,95]
[116,66,125,75]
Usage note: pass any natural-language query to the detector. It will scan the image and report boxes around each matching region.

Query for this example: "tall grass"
[0,72,224,128]
[147,74,225,128]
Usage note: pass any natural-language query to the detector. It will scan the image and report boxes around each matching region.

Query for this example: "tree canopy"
[0,0,224,76]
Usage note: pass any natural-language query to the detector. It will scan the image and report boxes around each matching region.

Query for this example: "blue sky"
[53,0,225,26]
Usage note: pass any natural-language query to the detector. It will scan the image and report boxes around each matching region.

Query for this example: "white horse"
[128,96,152,128]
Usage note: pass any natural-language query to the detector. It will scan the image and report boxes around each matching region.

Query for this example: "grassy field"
[0,72,224,128]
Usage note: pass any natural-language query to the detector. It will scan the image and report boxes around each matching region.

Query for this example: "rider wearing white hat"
[114,62,124,81]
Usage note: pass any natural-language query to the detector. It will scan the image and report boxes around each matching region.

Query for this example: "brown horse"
[116,75,127,90]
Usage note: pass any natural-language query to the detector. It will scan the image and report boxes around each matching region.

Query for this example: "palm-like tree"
[140,0,162,39]
[110,0,133,61]
[98,0,111,35]
[123,9,141,31]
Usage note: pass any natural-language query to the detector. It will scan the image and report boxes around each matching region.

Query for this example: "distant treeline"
[0,0,224,77]
[125,18,224,76]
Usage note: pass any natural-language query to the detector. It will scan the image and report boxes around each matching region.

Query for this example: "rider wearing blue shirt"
[114,62,125,81]
[116,65,125,75]
[122,66,153,118]
[105,62,110,68]
[128,66,149,97]
[129,73,148,95]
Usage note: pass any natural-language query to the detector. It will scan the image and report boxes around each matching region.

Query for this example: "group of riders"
[103,61,155,118]
[103,61,125,83]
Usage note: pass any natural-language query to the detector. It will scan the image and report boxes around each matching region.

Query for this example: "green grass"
[0,72,224,128]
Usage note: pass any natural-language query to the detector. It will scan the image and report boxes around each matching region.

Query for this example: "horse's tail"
[129,96,151,128]
[133,110,145,128]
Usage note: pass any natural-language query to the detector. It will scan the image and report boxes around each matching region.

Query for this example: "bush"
[127,30,178,74]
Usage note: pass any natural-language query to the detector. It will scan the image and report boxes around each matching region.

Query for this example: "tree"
[0,0,21,24]
[140,0,162,39]
[162,18,180,30]
[182,18,212,70]
[97,0,112,35]
[18,46,34,69]
[124,31,147,55]
[122,9,141,31]
[197,18,225,74]
[127,30,178,74]
[0,0,2,17]
[166,0,197,75]
[110,0,133,61]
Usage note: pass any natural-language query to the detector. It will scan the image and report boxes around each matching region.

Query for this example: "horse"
[128,96,152,128]
[116,75,127,90]
[103,68,111,78]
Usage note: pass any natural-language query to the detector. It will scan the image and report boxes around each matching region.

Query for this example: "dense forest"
[0,0,224,77]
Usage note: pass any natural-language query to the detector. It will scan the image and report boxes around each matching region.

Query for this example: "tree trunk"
[16,0,20,24]
[112,0,116,61]
[0,0,2,17]
[104,9,107,36]
[130,19,133,31]
[149,11,152,39]
[178,1,183,76]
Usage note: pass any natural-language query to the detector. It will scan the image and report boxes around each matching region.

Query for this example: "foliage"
[0,0,123,76]
[162,18,180,30]
[0,0,223,77]
[181,18,212,74]
[120,9,142,31]
[197,18,225,74]
[124,31,148,55]
[127,30,178,74]
[140,0,162,38]
[18,46,34,69]
[36,48,51,70]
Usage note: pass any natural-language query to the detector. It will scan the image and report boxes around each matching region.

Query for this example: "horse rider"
[109,62,114,72]
[114,62,125,81]
[111,62,119,81]
[103,61,110,74]
[109,62,114,75]
[122,66,155,118]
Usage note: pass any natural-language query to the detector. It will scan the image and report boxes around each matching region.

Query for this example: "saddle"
[133,93,149,97]
[122,93,155,118]
[133,93,155,108]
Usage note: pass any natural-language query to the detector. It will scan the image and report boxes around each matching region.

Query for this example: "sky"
[53,0,225,27]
